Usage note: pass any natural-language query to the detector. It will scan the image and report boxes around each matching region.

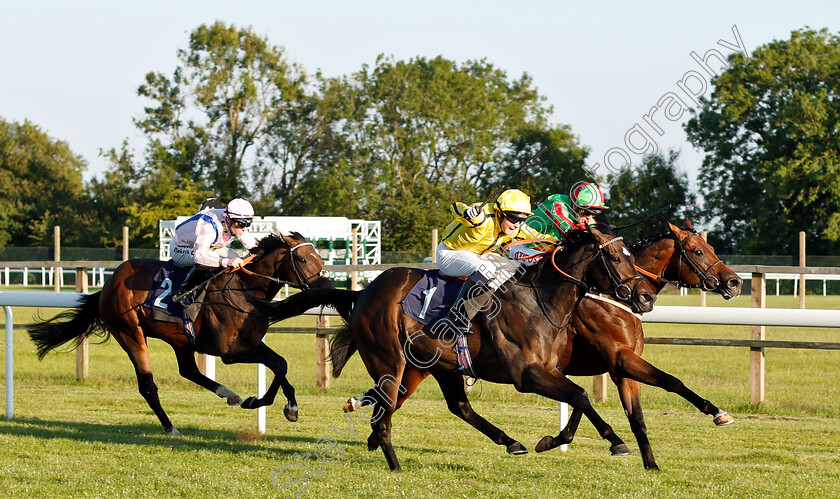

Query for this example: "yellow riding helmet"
[494,189,533,217]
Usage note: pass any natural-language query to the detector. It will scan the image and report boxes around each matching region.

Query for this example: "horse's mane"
[250,232,307,259]
[627,231,672,253]
[515,227,599,284]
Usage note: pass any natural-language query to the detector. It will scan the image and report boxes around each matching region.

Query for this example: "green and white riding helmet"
[570,181,608,215]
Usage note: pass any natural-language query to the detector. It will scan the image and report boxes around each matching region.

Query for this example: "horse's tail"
[27,291,109,360]
[329,323,357,378]
[255,288,359,324]
[252,288,361,377]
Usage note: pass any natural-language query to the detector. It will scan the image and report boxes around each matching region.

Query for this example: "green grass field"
[1,287,839,497]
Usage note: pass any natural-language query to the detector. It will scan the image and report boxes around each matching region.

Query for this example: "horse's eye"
[612,256,621,264]
[694,249,703,256]
[298,258,308,265]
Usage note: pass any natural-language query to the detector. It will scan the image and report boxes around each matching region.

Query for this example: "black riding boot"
[445,272,492,335]
[172,266,213,307]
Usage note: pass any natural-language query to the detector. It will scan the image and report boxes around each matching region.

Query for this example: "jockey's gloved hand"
[464,206,481,220]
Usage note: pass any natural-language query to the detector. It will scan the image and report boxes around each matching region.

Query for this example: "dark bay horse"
[340,219,742,470]
[259,223,658,470]
[535,220,743,469]
[28,233,331,435]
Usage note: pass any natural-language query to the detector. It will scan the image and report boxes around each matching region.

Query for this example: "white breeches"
[436,242,519,290]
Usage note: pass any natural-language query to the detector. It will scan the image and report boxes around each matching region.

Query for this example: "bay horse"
[259,223,658,470]
[28,232,331,435]
[534,219,743,470]
[339,219,742,470]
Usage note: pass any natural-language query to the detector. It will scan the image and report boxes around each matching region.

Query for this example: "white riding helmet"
[225,198,255,219]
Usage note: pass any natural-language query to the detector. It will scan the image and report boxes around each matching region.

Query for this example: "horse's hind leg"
[614,376,658,470]
[432,370,528,455]
[614,348,733,425]
[113,333,180,434]
[173,348,243,406]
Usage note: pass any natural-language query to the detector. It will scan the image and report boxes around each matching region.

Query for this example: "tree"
[0,119,88,246]
[686,28,840,254]
[285,55,586,251]
[131,21,309,201]
[606,149,697,242]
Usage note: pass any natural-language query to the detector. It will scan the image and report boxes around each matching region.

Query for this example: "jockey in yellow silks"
[436,189,555,334]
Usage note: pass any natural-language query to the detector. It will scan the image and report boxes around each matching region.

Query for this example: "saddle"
[400,269,466,329]
[142,261,206,344]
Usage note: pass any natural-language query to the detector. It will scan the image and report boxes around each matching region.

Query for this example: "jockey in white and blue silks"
[170,198,258,306]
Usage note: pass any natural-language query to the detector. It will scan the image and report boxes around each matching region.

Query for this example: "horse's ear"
[667,220,680,233]
[683,218,694,231]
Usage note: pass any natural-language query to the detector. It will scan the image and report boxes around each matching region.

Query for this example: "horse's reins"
[232,242,318,289]
[550,235,642,303]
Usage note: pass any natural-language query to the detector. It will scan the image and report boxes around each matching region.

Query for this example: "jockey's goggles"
[229,218,252,229]
[501,211,529,224]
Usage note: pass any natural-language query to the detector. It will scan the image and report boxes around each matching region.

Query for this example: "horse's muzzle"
[719,274,743,300]
[631,290,656,314]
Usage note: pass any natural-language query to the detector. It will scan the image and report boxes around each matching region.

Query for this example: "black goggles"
[230,218,252,228]
[502,212,528,224]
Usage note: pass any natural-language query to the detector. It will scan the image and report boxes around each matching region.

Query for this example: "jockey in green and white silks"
[526,182,609,243]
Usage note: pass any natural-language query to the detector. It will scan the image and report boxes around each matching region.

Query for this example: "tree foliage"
[284,55,588,250]
[686,28,840,254]
[606,149,697,242]
[0,119,88,246]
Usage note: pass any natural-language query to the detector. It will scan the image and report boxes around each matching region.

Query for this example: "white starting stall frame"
[158,216,381,269]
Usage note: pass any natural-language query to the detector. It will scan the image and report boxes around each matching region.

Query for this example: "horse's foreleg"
[520,366,630,457]
[173,349,243,406]
[615,348,733,425]
[221,342,298,421]
[614,376,658,470]
[433,370,528,455]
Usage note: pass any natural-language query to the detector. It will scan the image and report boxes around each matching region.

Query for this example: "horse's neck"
[531,244,592,324]
[634,238,676,293]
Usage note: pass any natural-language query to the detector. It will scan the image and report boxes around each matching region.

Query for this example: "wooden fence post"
[700,231,708,307]
[54,226,61,292]
[122,226,130,261]
[431,229,438,263]
[316,316,331,389]
[799,231,806,310]
[76,267,89,380]
[593,373,608,402]
[750,272,766,404]
[350,227,359,290]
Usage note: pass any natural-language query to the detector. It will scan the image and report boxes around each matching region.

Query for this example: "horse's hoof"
[535,435,555,453]
[228,395,243,406]
[284,403,299,422]
[166,427,182,436]
[610,443,632,456]
[506,442,528,455]
[241,396,258,409]
[367,434,380,452]
[344,396,361,413]
[714,411,734,426]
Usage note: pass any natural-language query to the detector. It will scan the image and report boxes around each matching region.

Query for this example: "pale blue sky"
[1,1,837,191]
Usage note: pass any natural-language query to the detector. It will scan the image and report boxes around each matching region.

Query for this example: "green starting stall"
[158,216,381,283]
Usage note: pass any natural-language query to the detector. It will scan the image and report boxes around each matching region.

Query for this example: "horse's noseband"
[598,236,645,302]
[675,232,723,292]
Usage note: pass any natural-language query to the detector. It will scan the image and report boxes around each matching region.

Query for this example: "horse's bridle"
[287,242,320,290]
[634,228,724,292]
[235,241,321,290]
[551,236,645,303]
